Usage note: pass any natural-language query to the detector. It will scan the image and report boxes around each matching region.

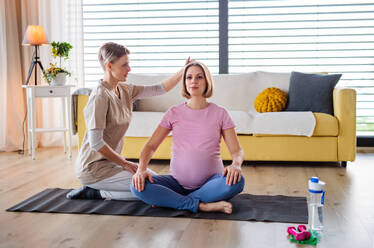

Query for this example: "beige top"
[75,80,143,185]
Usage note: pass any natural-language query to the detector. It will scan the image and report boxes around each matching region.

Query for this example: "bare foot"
[198,201,232,214]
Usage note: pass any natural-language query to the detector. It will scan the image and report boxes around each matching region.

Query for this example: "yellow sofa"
[76,72,356,167]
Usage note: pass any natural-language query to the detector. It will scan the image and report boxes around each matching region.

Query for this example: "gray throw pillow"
[285,71,342,115]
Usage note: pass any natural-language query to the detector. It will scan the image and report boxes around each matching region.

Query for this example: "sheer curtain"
[0,0,24,151]
[0,0,84,152]
[38,0,84,147]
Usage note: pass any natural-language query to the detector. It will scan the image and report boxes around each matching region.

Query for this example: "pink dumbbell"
[287,225,311,241]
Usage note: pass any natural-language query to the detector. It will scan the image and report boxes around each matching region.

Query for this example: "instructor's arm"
[98,145,138,173]
[161,57,193,92]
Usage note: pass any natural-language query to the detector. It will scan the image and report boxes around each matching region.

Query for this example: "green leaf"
[51,41,73,60]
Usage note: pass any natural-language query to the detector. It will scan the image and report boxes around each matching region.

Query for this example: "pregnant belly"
[170,150,224,189]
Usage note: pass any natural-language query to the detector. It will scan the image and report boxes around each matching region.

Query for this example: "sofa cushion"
[127,71,291,112]
[228,110,253,134]
[126,111,166,137]
[126,110,253,137]
[312,113,339,136]
[253,112,338,137]
[251,111,316,137]
[127,110,327,137]
[126,73,183,112]
[285,71,342,115]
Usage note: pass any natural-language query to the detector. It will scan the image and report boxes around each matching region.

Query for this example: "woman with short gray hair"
[67,42,192,200]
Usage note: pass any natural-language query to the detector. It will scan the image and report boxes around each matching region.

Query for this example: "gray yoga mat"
[6,188,308,224]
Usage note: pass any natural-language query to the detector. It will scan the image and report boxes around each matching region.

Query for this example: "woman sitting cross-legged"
[131,61,245,214]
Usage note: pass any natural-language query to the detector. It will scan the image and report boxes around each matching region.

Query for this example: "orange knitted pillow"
[254,87,288,113]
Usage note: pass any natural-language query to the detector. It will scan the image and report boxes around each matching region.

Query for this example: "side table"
[22,85,74,159]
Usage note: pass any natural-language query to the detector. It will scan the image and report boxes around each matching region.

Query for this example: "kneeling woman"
[67,42,191,200]
[131,61,245,214]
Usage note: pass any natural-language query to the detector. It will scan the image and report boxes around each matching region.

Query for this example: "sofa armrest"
[77,95,89,150]
[333,87,356,161]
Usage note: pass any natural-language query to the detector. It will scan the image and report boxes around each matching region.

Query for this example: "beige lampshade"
[22,25,48,46]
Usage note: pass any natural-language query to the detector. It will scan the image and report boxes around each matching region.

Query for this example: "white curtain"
[38,0,84,147]
[0,0,28,152]
[0,0,84,152]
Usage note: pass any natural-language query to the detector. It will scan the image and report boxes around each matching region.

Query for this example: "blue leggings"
[130,174,245,213]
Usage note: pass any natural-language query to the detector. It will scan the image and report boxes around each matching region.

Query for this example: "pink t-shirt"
[160,102,235,189]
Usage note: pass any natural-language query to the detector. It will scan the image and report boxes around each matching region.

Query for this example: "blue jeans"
[130,174,245,213]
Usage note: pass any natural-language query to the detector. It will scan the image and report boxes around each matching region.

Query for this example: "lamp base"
[25,46,44,85]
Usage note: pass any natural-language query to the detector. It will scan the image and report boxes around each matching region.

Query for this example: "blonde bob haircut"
[182,61,214,99]
[98,42,130,71]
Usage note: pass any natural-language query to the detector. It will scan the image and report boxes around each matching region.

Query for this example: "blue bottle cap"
[310,177,319,183]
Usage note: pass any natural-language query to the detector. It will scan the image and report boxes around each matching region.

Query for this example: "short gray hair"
[98,42,130,70]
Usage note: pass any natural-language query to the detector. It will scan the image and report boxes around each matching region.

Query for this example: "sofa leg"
[340,161,347,168]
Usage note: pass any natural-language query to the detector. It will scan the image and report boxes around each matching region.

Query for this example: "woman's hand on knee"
[222,165,242,186]
[132,169,153,192]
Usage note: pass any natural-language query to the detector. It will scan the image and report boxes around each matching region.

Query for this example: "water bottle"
[308,177,325,235]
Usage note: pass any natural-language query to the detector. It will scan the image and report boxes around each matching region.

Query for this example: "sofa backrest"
[126,71,291,112]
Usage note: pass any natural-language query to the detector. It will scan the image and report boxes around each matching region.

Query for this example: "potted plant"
[43,41,72,85]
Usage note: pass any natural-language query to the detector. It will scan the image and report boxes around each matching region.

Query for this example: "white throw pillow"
[246,71,291,112]
[127,71,291,112]
[209,71,290,112]
[210,73,254,111]
[126,73,183,112]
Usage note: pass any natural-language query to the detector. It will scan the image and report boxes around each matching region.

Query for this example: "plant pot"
[50,72,67,86]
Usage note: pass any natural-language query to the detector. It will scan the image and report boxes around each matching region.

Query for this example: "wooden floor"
[1,147,373,248]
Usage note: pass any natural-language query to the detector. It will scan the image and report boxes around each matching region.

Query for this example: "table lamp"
[22,25,48,85]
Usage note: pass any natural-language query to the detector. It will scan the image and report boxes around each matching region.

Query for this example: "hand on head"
[185,57,196,66]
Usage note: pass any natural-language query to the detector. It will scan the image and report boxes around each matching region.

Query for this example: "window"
[82,0,219,87]
[82,0,374,137]
[229,0,374,136]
